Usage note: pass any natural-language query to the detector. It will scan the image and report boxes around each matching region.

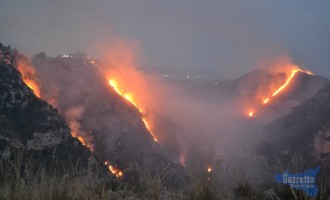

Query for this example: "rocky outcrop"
[0,43,101,172]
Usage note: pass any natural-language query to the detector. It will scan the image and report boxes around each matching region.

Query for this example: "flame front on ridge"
[109,79,158,142]
[247,67,314,117]
[17,63,41,98]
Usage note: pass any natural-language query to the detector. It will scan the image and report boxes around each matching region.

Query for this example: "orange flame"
[104,161,123,177]
[70,131,93,150]
[77,136,88,147]
[261,68,313,105]
[109,79,158,142]
[247,67,314,117]
[17,62,41,97]
[24,80,41,97]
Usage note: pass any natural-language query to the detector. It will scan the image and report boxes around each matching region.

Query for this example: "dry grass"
[0,151,328,200]
[0,152,137,200]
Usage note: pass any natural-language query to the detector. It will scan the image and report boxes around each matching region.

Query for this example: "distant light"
[186,75,190,78]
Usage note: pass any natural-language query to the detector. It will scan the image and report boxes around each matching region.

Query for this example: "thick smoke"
[100,53,326,183]
[100,46,269,174]
[27,43,179,177]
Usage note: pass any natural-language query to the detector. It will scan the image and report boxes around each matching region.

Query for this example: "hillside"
[0,44,101,172]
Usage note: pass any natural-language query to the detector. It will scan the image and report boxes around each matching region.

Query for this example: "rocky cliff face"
[0,43,101,172]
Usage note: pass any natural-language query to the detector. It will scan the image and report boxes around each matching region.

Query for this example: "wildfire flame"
[263,69,313,103]
[77,136,89,148]
[15,57,126,178]
[17,63,41,97]
[263,98,270,104]
[109,79,158,142]
[248,67,314,117]
[16,60,98,156]
[24,80,41,97]
[104,161,123,177]
[68,125,94,151]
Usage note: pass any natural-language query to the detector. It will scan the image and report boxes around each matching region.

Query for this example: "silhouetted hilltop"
[0,43,102,172]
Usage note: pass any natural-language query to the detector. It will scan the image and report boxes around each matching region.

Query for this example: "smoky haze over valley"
[0,0,330,78]
[1,1,330,199]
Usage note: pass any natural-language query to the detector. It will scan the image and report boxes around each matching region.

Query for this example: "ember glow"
[263,98,270,104]
[104,161,123,177]
[68,124,94,151]
[77,136,89,148]
[248,111,255,117]
[247,67,314,117]
[207,167,212,173]
[109,165,123,177]
[70,131,92,150]
[109,79,158,142]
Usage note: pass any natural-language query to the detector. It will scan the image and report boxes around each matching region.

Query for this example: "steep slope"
[216,69,329,121]
[0,44,101,172]
[31,52,186,186]
[257,82,330,165]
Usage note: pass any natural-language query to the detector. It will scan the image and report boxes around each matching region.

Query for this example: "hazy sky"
[0,0,329,78]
